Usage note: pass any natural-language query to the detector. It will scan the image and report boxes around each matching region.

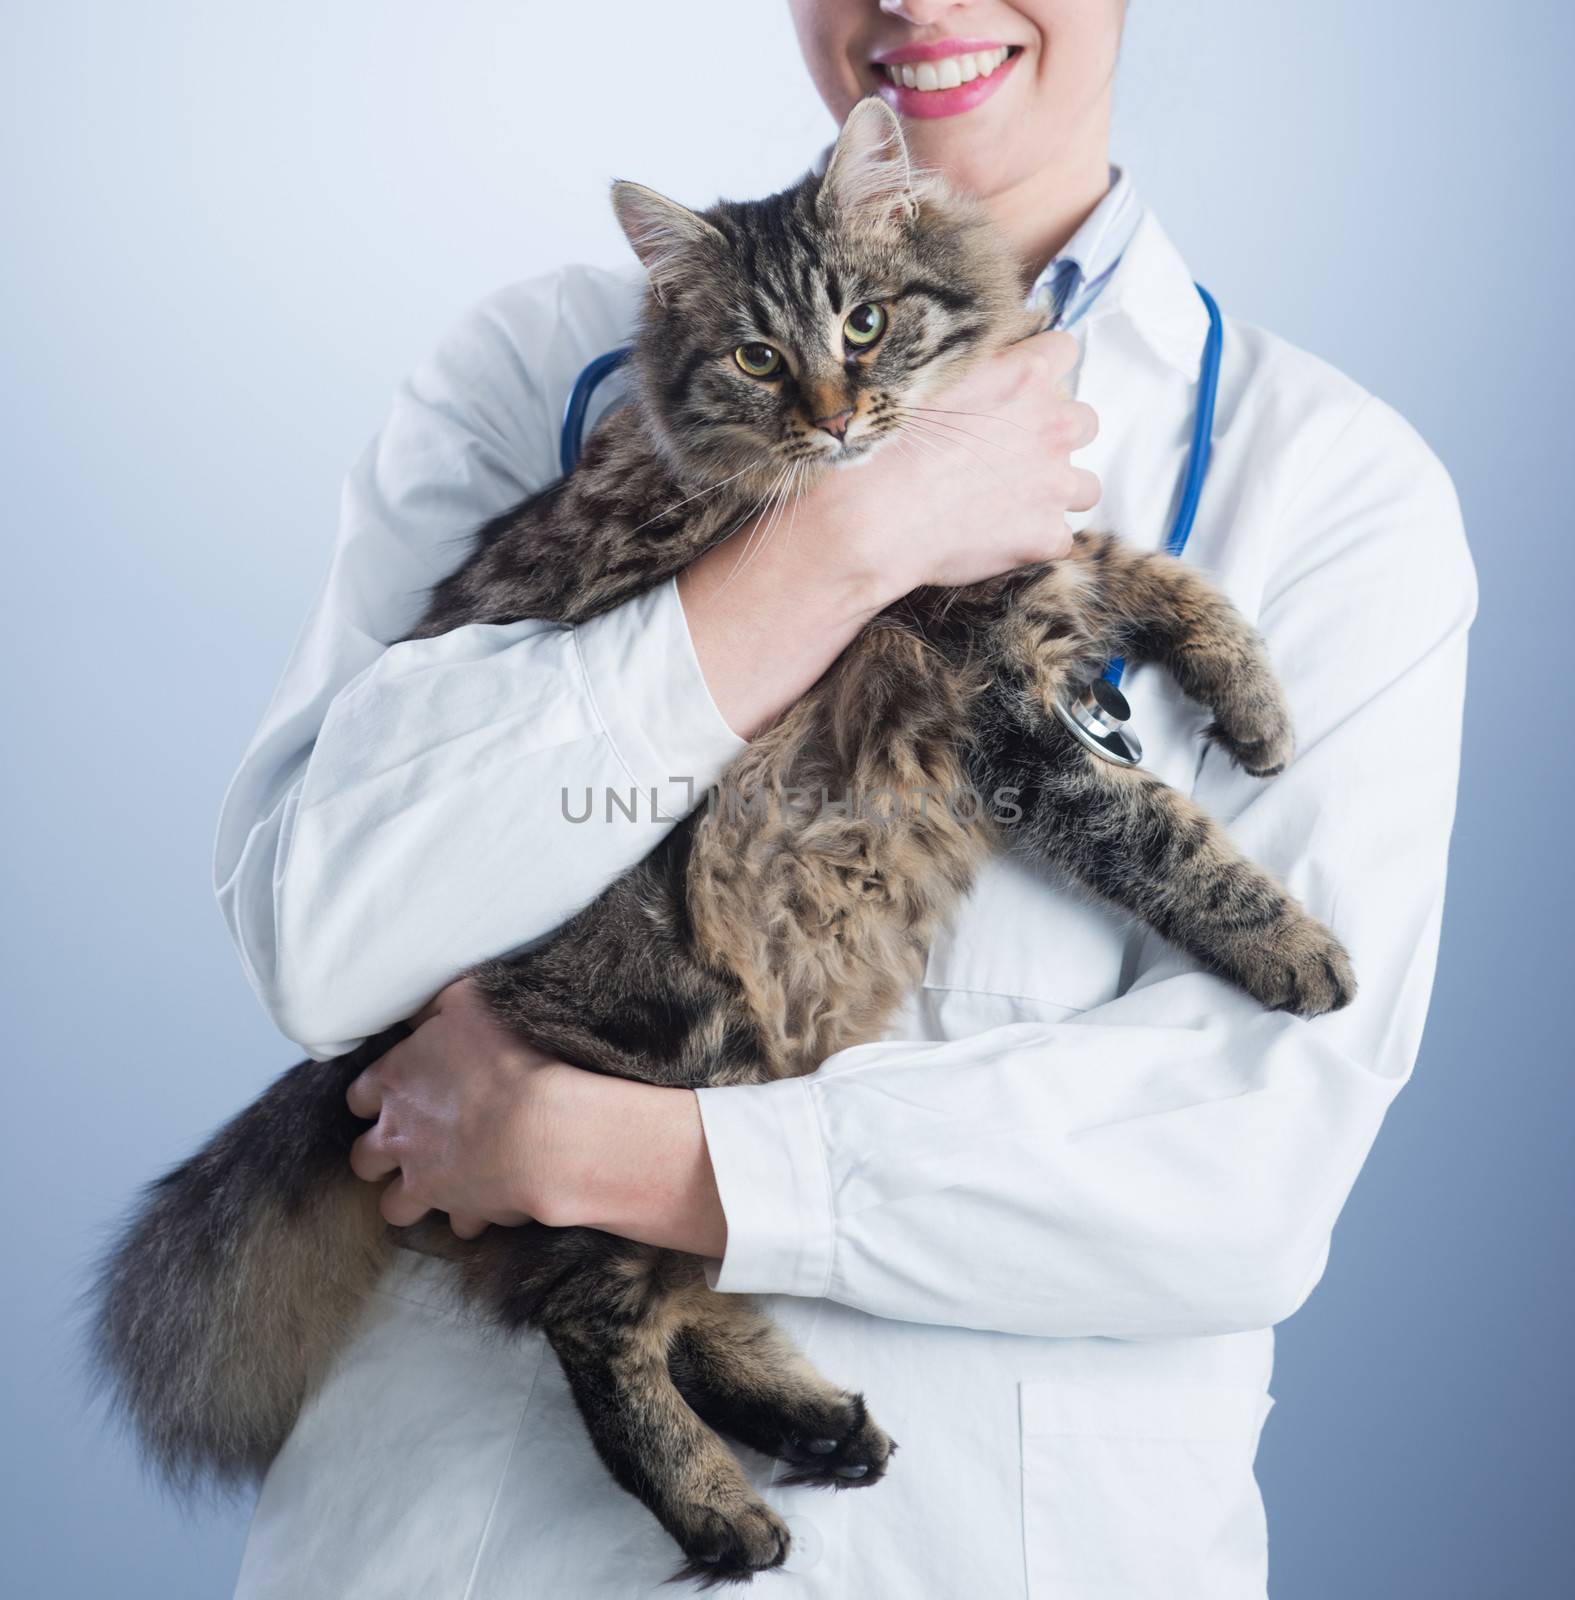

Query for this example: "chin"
[900,119,1035,201]
[917,144,1016,202]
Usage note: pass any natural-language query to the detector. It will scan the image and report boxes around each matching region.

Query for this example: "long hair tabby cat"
[91,100,1353,1584]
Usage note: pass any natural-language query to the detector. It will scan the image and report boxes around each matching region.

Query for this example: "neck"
[977,128,1113,288]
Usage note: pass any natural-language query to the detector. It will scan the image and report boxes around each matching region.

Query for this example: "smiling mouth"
[876,45,1017,93]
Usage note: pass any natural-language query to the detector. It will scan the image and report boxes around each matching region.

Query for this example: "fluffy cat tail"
[87,1033,402,1490]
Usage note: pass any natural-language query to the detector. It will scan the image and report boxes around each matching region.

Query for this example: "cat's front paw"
[1206,695,1295,778]
[1238,914,1357,1018]
[775,1392,895,1490]
[670,1496,790,1588]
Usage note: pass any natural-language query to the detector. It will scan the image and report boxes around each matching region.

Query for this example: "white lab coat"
[222,208,1474,1599]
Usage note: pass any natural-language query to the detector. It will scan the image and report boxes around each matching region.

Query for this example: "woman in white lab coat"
[220,3,1476,1596]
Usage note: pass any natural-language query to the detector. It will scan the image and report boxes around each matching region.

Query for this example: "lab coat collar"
[1041,165,1138,288]
[1089,209,1213,380]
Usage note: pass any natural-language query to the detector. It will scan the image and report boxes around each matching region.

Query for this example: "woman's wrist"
[536,1064,728,1259]
[677,489,898,739]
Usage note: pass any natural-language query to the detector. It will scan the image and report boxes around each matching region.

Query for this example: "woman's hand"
[347,982,546,1236]
[831,327,1101,596]
[679,328,1098,736]
[347,980,727,1256]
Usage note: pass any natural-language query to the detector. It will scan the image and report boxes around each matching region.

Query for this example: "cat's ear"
[611,181,723,299]
[818,96,919,232]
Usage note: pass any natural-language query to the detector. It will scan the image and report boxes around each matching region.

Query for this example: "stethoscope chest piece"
[1053,677,1144,767]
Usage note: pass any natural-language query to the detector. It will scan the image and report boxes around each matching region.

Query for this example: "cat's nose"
[814,408,854,441]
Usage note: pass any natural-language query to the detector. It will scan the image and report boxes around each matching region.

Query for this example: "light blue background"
[2,4,1570,1595]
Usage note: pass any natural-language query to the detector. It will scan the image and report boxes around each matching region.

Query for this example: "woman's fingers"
[447,1213,490,1240]
[348,1124,398,1183]
[1025,327,1079,379]
[1062,399,1100,449]
[345,1068,382,1121]
[349,1118,443,1234]
[378,1174,431,1229]
[1067,465,1102,514]
[409,977,472,1031]
[408,996,443,1029]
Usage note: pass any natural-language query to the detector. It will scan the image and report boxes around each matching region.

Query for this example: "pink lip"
[873,47,1022,121]
[870,37,1011,65]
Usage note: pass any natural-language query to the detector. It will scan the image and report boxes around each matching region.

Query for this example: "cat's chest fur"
[684,610,1003,1076]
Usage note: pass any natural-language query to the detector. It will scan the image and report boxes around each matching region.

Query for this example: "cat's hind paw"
[669,1497,790,1588]
[774,1392,895,1490]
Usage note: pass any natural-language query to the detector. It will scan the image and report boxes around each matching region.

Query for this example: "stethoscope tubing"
[1102,281,1221,688]
[559,346,632,479]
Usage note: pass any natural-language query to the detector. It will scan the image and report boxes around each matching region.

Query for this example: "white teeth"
[883,47,1011,93]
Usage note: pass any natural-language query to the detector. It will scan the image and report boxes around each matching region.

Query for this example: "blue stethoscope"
[559,281,1223,768]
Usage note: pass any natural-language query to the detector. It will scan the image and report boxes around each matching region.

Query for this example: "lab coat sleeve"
[215,277,744,1059]
[695,396,1476,1339]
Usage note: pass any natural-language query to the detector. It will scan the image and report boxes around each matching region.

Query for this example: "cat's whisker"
[627,462,759,536]
[895,432,955,474]
[885,434,927,475]
[780,461,809,559]
[716,463,797,593]
[891,420,947,461]
[705,466,792,585]
[701,475,784,563]
[756,461,806,561]
[909,403,1032,436]
[733,466,798,583]
[739,465,794,552]
[902,411,1017,454]
[895,418,997,486]
[891,435,952,483]
[901,419,1004,466]
[899,416,1002,483]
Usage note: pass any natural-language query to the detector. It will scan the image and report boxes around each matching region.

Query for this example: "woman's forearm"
[551,1069,729,1258]
[677,505,891,738]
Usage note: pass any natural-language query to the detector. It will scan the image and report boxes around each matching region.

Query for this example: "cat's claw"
[670,1499,791,1588]
[1238,916,1357,1018]
[1205,708,1295,779]
[775,1393,894,1490]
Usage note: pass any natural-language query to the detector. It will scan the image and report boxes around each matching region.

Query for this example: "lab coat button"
[782,1514,823,1572]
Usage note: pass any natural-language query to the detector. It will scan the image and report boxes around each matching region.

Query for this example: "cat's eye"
[734,342,782,378]
[842,303,887,350]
